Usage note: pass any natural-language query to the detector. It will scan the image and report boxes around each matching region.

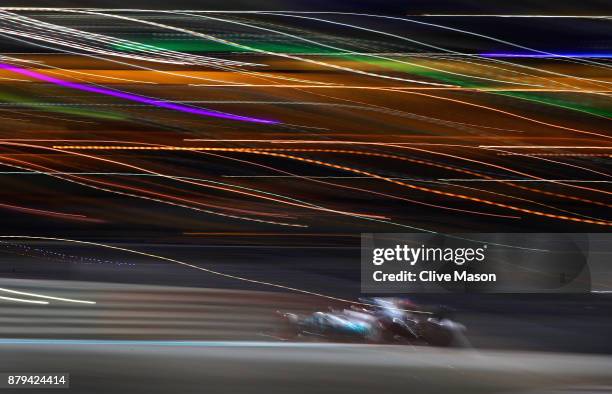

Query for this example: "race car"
[277,298,469,347]
[278,309,382,343]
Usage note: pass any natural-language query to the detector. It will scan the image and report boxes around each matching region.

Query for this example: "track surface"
[2,342,612,393]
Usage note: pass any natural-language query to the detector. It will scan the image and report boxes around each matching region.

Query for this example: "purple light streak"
[480,53,612,58]
[0,63,279,124]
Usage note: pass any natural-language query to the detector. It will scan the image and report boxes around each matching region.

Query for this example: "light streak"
[417,15,609,17]
[49,145,612,226]
[0,8,607,236]
[439,179,610,183]
[480,146,612,149]
[0,202,102,222]
[0,10,258,67]
[0,287,95,304]
[183,232,358,237]
[0,155,308,228]
[183,146,527,220]
[184,84,612,93]
[389,89,611,140]
[179,11,538,88]
[76,9,454,87]
[222,176,609,183]
[0,295,48,304]
[0,236,433,314]
[481,53,612,58]
[0,63,279,124]
[255,11,612,89]
[498,153,612,157]
[0,141,388,221]
[52,143,611,206]
[242,151,612,225]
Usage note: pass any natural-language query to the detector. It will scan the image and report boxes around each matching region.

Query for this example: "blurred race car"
[278,309,382,343]
[277,298,468,347]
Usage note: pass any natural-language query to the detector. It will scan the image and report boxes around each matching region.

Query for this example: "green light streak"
[0,91,126,121]
[113,39,339,54]
[492,91,612,119]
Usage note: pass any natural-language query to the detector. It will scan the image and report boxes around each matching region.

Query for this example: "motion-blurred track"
[2,341,612,393]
